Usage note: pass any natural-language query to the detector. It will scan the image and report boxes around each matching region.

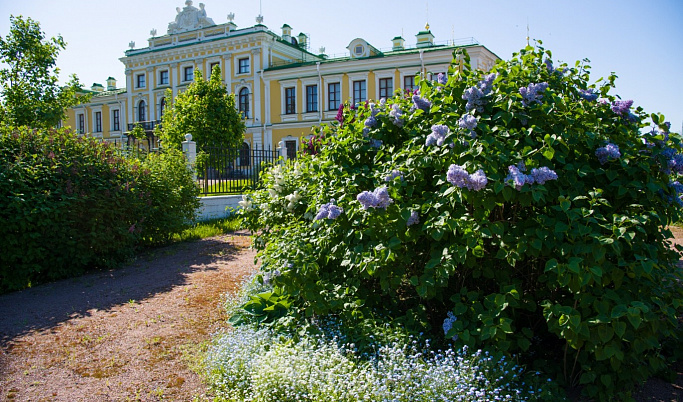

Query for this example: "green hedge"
[239,46,683,399]
[0,126,199,292]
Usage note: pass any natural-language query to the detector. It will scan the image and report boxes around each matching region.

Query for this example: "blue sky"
[2,0,682,132]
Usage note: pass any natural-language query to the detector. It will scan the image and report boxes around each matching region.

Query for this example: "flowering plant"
[238,45,683,400]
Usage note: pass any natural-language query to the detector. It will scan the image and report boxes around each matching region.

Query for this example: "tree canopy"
[0,15,85,128]
[158,66,245,151]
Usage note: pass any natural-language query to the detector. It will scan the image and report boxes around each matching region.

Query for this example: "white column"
[125,68,133,129]
[147,66,155,121]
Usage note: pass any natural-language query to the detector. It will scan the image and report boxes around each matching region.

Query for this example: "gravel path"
[0,232,256,401]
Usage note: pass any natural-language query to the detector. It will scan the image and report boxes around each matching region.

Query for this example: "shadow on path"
[0,234,249,346]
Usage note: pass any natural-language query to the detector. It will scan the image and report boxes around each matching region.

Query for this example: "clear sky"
[2,0,682,132]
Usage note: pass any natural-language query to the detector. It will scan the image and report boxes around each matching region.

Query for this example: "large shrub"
[0,127,199,292]
[240,46,683,399]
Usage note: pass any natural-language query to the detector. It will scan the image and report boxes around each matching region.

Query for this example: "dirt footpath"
[0,233,256,402]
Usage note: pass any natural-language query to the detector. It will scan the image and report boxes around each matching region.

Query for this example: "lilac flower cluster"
[389,104,404,127]
[369,139,383,148]
[357,186,393,210]
[670,181,683,206]
[426,124,450,147]
[335,103,344,123]
[436,72,448,85]
[406,210,420,227]
[314,199,343,220]
[462,73,497,112]
[519,82,549,106]
[411,94,432,112]
[578,88,599,101]
[447,164,488,191]
[505,164,558,190]
[660,147,683,175]
[595,143,621,165]
[442,311,458,341]
[363,102,382,136]
[458,114,478,138]
[611,99,633,115]
[384,169,403,182]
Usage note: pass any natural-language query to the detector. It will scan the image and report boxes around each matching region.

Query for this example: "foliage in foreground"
[0,126,199,292]
[239,46,683,399]
[0,15,85,128]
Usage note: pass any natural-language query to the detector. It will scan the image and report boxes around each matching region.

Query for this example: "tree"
[0,15,85,128]
[158,65,245,151]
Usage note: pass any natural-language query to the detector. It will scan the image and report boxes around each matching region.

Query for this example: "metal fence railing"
[198,144,279,195]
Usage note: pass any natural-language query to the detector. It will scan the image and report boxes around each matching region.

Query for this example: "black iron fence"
[198,144,279,195]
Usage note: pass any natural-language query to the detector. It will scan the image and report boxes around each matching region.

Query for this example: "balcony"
[127,120,161,132]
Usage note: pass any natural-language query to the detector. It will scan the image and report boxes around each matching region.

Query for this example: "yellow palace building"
[65,1,499,158]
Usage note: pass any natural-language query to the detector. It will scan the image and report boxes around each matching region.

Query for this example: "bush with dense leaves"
[0,126,199,292]
[239,46,683,399]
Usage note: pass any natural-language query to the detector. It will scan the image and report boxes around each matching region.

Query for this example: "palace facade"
[65,1,499,158]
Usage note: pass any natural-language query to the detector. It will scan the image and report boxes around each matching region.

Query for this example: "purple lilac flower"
[595,143,621,165]
[461,73,498,113]
[389,104,404,127]
[544,58,554,73]
[436,72,448,85]
[578,88,599,101]
[443,311,458,341]
[458,115,478,138]
[356,186,393,210]
[505,165,531,190]
[598,98,610,105]
[384,169,403,182]
[664,121,672,131]
[412,94,432,112]
[426,124,450,147]
[530,166,558,184]
[364,115,377,127]
[314,199,343,220]
[407,210,420,226]
[611,100,633,116]
[335,103,344,123]
[369,139,383,148]
[519,82,549,106]
[447,165,488,191]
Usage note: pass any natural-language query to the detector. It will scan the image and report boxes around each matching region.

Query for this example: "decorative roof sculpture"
[167,1,216,34]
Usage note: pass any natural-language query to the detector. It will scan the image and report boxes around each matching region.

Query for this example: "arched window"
[138,100,146,122]
[159,97,166,119]
[238,88,250,118]
[239,142,250,166]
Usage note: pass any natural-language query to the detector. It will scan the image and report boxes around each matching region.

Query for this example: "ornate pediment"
[167,1,216,34]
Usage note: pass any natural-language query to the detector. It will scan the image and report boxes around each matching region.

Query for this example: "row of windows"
[77,109,121,134]
[134,58,250,89]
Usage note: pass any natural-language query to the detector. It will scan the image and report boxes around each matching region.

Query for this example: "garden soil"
[0,229,681,401]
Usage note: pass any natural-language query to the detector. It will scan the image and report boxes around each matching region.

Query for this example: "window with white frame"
[305,85,318,113]
[238,58,250,74]
[159,70,169,86]
[285,87,296,114]
[183,66,194,82]
[328,82,340,111]
[136,73,146,89]
[137,100,147,122]
[209,62,220,76]
[159,97,167,118]
[403,75,416,92]
[379,77,393,99]
[353,80,366,105]
[238,88,250,118]
[77,113,85,134]
[112,109,120,131]
[94,111,102,132]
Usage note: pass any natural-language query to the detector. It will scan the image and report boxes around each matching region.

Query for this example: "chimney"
[91,83,104,92]
[106,77,117,91]
[281,24,292,42]
[415,24,435,48]
[297,32,308,49]
[392,36,405,51]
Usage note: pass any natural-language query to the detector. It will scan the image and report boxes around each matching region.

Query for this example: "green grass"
[170,216,243,242]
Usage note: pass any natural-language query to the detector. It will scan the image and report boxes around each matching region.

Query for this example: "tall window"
[138,100,146,122]
[238,58,250,74]
[238,88,250,118]
[379,78,393,99]
[328,82,340,111]
[403,75,416,92]
[285,140,297,160]
[306,85,318,113]
[353,80,366,105]
[78,114,85,134]
[136,73,146,88]
[159,70,169,85]
[209,62,220,76]
[94,111,102,132]
[183,66,194,82]
[285,87,296,114]
[159,97,166,118]
[112,109,120,131]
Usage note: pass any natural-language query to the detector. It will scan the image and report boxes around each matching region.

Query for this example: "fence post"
[182,133,197,181]
[277,141,287,162]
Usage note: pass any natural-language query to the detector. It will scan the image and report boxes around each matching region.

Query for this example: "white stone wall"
[197,195,243,221]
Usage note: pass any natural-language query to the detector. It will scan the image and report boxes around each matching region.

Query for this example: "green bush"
[0,126,199,292]
[240,46,683,399]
